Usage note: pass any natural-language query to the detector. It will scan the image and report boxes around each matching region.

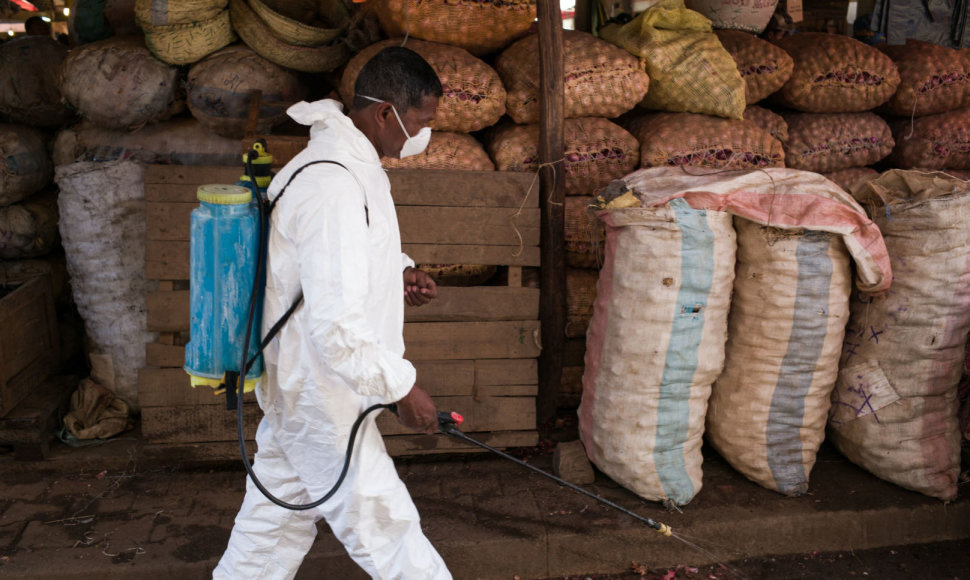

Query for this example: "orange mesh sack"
[888,109,970,170]
[565,196,604,269]
[566,268,598,338]
[880,41,970,117]
[744,105,788,143]
[341,38,506,133]
[486,118,640,195]
[496,30,650,124]
[783,112,894,173]
[822,167,879,193]
[599,0,745,120]
[716,30,793,105]
[382,132,495,171]
[624,112,784,169]
[372,0,535,56]
[773,33,900,113]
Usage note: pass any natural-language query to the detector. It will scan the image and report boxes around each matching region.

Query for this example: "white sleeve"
[286,169,415,403]
[402,253,415,271]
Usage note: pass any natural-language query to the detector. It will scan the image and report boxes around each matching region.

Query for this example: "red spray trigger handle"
[438,410,463,431]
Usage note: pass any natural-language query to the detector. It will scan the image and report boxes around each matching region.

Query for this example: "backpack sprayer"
[181,141,672,537]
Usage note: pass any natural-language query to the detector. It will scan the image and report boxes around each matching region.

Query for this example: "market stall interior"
[0,0,969,552]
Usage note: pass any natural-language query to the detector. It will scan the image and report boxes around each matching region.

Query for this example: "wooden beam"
[404,321,541,361]
[537,0,567,425]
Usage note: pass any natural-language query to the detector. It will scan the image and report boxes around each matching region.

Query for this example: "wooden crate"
[0,273,59,417]
[139,164,541,455]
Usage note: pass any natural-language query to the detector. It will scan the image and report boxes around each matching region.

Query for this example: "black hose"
[234,152,391,511]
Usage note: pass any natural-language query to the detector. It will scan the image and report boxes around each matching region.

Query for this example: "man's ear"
[374,102,393,130]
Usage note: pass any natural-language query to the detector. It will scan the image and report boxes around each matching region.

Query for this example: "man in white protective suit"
[213,47,452,579]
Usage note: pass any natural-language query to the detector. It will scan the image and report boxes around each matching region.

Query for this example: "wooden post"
[536,0,566,425]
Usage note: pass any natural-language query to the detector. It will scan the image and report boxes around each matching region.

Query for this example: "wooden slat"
[146,287,538,333]
[146,240,190,280]
[140,398,535,444]
[376,395,535,436]
[138,367,258,407]
[145,202,538,246]
[404,321,541,360]
[402,244,540,267]
[144,165,239,187]
[146,342,185,367]
[475,358,538,385]
[388,170,537,207]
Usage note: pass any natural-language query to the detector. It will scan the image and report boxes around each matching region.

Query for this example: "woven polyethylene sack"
[187,45,307,139]
[773,33,899,113]
[624,112,784,170]
[830,170,970,501]
[373,0,535,56]
[55,161,155,409]
[341,38,506,133]
[0,37,74,129]
[486,118,640,195]
[565,196,604,269]
[716,30,793,105]
[744,105,788,143]
[822,167,879,193]
[497,30,649,124]
[782,112,894,173]
[710,221,853,496]
[0,190,59,260]
[889,108,970,170]
[58,37,183,131]
[382,132,494,171]
[685,0,778,33]
[579,182,736,505]
[880,40,970,117]
[0,124,53,207]
[600,0,745,120]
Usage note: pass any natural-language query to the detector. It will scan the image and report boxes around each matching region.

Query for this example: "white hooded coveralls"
[213,100,452,580]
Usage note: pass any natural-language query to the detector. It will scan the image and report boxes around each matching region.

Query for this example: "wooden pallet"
[139,164,541,454]
[0,375,76,460]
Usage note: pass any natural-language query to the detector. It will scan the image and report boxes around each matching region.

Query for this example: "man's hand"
[403,267,438,307]
[395,385,437,434]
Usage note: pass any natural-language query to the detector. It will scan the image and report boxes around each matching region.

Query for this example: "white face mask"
[360,95,432,158]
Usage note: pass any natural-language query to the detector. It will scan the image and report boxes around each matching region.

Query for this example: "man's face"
[381,93,438,160]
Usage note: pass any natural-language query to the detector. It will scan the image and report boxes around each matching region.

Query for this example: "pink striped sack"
[829,170,970,501]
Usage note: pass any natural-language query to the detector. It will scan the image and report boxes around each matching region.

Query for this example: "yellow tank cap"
[197,184,252,205]
[188,372,261,394]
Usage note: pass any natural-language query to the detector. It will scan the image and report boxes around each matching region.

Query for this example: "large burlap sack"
[822,167,879,193]
[829,170,970,501]
[686,0,778,33]
[187,45,307,139]
[709,221,854,496]
[744,105,788,143]
[341,38,506,133]
[565,196,604,269]
[888,109,970,170]
[62,378,132,441]
[373,0,535,56]
[600,0,745,120]
[880,40,970,117]
[496,30,650,124]
[1,124,53,207]
[624,112,784,170]
[59,37,184,131]
[715,30,793,104]
[783,112,894,173]
[0,190,59,260]
[566,268,598,338]
[579,187,736,505]
[382,132,494,171]
[772,33,900,113]
[55,161,156,409]
[486,118,640,195]
[0,37,75,129]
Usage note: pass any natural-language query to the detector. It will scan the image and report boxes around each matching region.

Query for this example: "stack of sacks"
[770,33,900,187]
[880,41,970,172]
[228,0,361,74]
[0,37,75,129]
[135,0,235,66]
[0,124,58,262]
[830,170,970,501]
[491,29,647,339]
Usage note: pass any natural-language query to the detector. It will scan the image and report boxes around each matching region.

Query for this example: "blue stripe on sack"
[655,198,715,504]
[766,231,833,495]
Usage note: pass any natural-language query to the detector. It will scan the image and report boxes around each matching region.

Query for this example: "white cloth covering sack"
[213,99,451,579]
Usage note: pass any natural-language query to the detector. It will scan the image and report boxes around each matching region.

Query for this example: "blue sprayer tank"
[183,183,265,393]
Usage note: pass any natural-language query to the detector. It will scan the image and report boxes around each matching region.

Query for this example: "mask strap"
[358,95,412,139]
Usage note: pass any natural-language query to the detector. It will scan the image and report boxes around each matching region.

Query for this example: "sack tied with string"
[888,108,970,170]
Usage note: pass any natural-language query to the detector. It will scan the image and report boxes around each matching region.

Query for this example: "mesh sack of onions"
[783,112,894,173]
[716,30,793,105]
